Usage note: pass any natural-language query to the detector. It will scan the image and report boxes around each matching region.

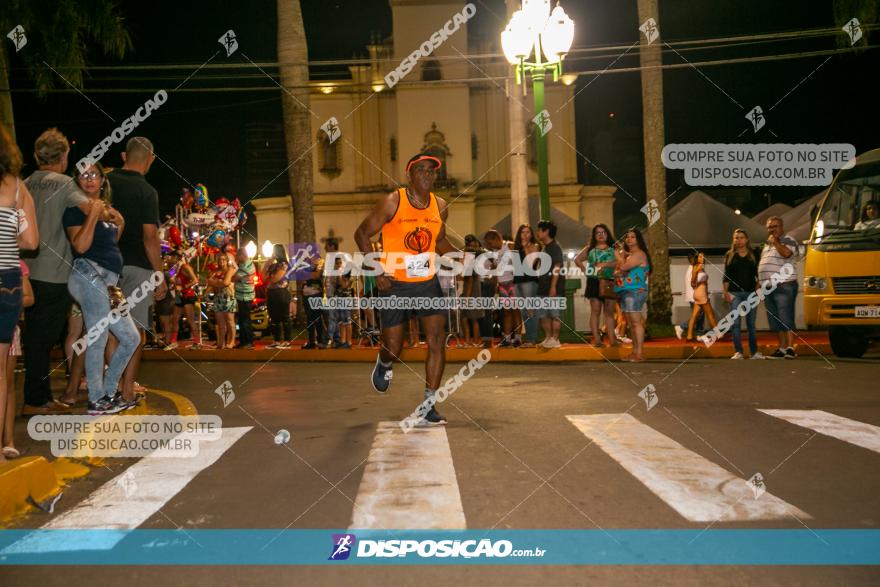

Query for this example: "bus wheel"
[829,326,868,358]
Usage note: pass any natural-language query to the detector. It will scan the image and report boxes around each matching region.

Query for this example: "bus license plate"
[855,306,880,318]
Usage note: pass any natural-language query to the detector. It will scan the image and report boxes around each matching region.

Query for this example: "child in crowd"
[334,259,354,349]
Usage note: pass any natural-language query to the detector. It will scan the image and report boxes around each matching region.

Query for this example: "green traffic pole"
[531,66,551,221]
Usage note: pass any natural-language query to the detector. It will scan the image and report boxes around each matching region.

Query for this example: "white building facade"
[252,0,614,250]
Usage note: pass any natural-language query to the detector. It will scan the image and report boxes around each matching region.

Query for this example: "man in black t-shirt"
[536,220,564,348]
[107,137,168,402]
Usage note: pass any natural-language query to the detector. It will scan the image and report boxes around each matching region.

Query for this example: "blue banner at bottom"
[0,529,878,565]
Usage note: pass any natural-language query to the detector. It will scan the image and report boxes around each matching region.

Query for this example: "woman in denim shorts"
[0,126,39,463]
[614,229,652,362]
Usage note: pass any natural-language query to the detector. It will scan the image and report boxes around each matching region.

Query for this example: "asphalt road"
[4,355,880,585]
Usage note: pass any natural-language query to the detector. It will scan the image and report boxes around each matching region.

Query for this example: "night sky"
[7,0,878,236]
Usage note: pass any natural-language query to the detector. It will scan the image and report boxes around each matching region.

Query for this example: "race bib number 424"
[405,253,431,278]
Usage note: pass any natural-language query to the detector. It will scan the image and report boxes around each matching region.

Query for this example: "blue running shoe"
[371,355,393,393]
[416,406,447,427]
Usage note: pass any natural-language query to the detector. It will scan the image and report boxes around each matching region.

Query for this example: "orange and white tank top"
[381,188,441,283]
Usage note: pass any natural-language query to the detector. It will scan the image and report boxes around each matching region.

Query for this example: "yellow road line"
[1,386,198,526]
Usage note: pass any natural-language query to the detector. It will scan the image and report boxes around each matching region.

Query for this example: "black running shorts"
[378,276,445,329]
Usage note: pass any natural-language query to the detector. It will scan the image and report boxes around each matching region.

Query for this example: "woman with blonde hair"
[722,229,763,359]
[208,253,237,349]
[686,251,718,341]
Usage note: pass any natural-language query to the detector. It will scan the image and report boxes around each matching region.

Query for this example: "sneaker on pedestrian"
[674,325,684,340]
[618,335,632,344]
[750,352,766,360]
[88,396,126,415]
[499,339,512,348]
[112,392,137,411]
[163,342,178,351]
[768,348,786,359]
[540,338,554,349]
[730,352,744,360]
[371,355,393,393]
[301,342,317,350]
[266,342,279,350]
[416,406,447,427]
[784,347,797,359]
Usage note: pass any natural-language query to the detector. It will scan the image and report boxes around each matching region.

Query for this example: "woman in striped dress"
[0,126,39,463]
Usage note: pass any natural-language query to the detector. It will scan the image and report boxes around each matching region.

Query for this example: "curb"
[0,388,193,527]
[143,340,833,363]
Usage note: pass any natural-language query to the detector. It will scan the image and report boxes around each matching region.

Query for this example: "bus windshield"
[813,159,880,243]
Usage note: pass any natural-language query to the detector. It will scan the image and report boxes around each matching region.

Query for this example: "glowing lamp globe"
[245,241,257,259]
[501,10,534,64]
[541,4,575,64]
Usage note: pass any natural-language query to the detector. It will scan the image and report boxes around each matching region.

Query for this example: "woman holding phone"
[64,163,140,415]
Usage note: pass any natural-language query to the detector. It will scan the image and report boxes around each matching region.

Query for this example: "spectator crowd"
[0,124,803,463]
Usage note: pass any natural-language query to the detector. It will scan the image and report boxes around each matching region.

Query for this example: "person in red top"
[165,249,200,349]
[355,153,459,426]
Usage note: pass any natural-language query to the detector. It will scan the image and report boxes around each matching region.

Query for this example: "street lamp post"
[501,0,574,221]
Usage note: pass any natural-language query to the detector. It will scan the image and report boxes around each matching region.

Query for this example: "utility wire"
[10,43,876,93]
[10,24,874,72]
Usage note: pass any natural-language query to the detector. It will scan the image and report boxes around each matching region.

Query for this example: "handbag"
[599,278,617,299]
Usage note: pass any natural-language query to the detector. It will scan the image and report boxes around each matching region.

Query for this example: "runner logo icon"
[328,533,357,560]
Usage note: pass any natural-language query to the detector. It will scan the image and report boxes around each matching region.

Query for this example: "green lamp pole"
[502,0,574,221]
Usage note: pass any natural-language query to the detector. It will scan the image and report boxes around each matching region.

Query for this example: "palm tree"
[0,0,131,140]
[277,0,316,247]
[637,0,672,327]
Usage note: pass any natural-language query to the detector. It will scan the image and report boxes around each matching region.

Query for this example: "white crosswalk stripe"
[759,409,880,454]
[350,422,466,529]
[3,427,252,553]
[566,414,811,522]
[14,408,880,537]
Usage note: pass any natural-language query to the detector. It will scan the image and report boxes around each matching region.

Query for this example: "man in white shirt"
[758,216,799,359]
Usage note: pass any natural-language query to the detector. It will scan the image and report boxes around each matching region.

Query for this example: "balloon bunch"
[165,183,248,260]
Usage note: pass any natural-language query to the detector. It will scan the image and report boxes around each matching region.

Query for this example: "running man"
[354,153,459,425]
